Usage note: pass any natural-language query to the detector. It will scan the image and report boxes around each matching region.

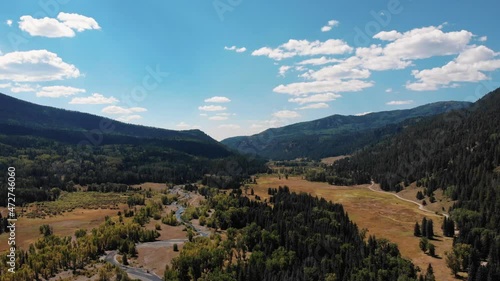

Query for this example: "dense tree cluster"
[322,88,500,279]
[0,216,158,280]
[0,135,265,207]
[165,188,419,281]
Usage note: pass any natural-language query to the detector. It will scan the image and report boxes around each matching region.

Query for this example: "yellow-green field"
[249,174,460,281]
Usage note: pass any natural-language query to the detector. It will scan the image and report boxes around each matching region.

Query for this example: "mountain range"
[222,101,472,160]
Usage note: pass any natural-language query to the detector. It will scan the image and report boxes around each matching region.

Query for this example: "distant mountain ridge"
[0,93,212,141]
[222,101,472,160]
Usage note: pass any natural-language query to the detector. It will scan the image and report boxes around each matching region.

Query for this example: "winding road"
[367,182,448,218]
[103,187,210,280]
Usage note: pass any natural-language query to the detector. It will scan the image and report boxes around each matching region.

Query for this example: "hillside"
[222,101,472,160]
[0,93,265,206]
[327,88,500,279]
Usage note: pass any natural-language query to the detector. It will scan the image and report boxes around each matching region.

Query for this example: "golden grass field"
[249,175,460,281]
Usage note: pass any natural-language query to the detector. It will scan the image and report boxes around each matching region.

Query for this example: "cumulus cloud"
[274,79,373,96]
[224,46,247,53]
[0,50,80,82]
[355,112,372,116]
[478,36,488,42]
[198,105,227,111]
[19,12,100,38]
[288,93,341,104]
[301,57,371,81]
[407,45,500,91]
[10,83,37,93]
[204,96,231,103]
[36,86,85,97]
[298,103,329,110]
[385,88,393,93]
[376,25,473,60]
[321,19,339,32]
[297,56,341,66]
[386,100,414,105]
[69,93,118,104]
[279,65,291,77]
[176,122,200,130]
[272,110,300,119]
[252,39,352,60]
[6,20,13,27]
[102,105,147,115]
[57,12,100,32]
[209,116,229,121]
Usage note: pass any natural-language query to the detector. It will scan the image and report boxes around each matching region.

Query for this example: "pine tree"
[421,217,428,237]
[425,264,436,281]
[426,219,434,239]
[414,222,422,237]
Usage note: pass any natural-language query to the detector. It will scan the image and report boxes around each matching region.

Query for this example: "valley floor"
[247,175,462,281]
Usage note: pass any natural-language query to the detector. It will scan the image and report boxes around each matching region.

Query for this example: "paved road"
[174,203,210,237]
[104,251,163,281]
[103,186,210,280]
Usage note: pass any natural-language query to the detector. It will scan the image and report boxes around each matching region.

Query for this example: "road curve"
[104,250,163,281]
[367,182,448,218]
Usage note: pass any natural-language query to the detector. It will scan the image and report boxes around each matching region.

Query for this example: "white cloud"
[301,57,371,81]
[204,96,231,103]
[19,13,100,38]
[386,100,414,105]
[10,83,37,93]
[209,116,229,121]
[219,124,241,129]
[297,56,341,66]
[288,92,341,104]
[478,36,488,42]
[56,12,100,32]
[199,113,208,117]
[36,86,85,97]
[252,39,352,60]
[274,79,373,96]
[6,20,13,27]
[19,15,75,37]
[407,45,500,91]
[377,25,473,60]
[198,105,227,111]
[355,112,372,116]
[224,46,247,53]
[0,83,12,89]
[385,88,393,93]
[102,105,147,115]
[176,122,200,130]
[321,19,339,32]
[279,65,291,77]
[117,115,142,122]
[373,30,402,41]
[69,93,118,104]
[0,50,80,82]
[272,110,301,119]
[298,103,329,110]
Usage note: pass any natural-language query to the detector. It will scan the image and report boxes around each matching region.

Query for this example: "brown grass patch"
[250,175,459,281]
[321,155,349,165]
[0,207,126,252]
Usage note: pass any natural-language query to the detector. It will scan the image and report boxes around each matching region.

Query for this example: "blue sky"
[0,0,499,140]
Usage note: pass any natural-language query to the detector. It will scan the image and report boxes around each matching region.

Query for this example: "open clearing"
[249,175,459,281]
[0,207,125,252]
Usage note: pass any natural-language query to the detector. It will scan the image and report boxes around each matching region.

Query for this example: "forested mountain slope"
[0,93,265,206]
[222,101,471,160]
[329,88,500,280]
